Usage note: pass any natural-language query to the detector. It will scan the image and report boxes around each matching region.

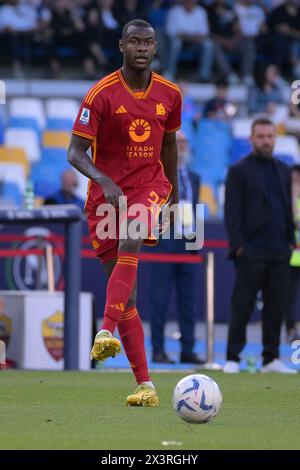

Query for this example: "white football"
[172,374,222,423]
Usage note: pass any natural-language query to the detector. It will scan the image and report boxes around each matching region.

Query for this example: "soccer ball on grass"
[172,374,222,423]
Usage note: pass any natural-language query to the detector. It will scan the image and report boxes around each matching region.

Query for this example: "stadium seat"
[31,162,59,197]
[232,118,252,139]
[199,184,218,217]
[46,118,74,131]
[186,83,248,105]
[227,85,249,104]
[8,117,40,135]
[0,181,22,207]
[31,161,70,198]
[46,99,79,131]
[0,162,26,194]
[41,147,69,166]
[274,135,300,163]
[0,146,29,176]
[0,111,4,145]
[9,98,46,131]
[43,131,70,149]
[32,148,70,197]
[185,83,215,102]
[31,161,60,197]
[4,128,41,163]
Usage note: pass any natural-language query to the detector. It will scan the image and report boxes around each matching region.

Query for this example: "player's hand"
[97,176,124,208]
[158,203,171,236]
[158,202,177,235]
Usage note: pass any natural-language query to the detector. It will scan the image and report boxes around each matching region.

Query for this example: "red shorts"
[85,183,172,262]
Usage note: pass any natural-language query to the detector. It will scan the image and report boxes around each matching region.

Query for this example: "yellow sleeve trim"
[72,130,95,140]
[85,71,118,103]
[87,78,120,105]
[165,126,181,134]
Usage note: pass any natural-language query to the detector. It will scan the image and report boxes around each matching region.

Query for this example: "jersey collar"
[118,68,153,100]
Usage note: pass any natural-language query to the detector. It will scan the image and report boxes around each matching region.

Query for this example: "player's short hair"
[122,19,155,39]
[251,117,275,134]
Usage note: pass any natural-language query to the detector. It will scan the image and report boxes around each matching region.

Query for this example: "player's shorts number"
[147,191,166,216]
[147,191,160,205]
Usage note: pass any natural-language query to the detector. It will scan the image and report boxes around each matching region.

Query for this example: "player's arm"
[68,134,123,207]
[160,131,179,204]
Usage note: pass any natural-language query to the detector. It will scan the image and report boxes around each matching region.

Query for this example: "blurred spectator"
[75,0,95,6]
[83,2,109,78]
[257,0,285,13]
[248,64,288,115]
[268,0,300,79]
[48,0,86,78]
[44,169,84,209]
[84,0,121,78]
[147,0,170,72]
[165,0,214,82]
[149,131,204,365]
[234,0,266,85]
[202,79,235,119]
[99,0,119,27]
[286,165,300,343]
[114,0,140,27]
[0,0,40,32]
[207,0,240,84]
[0,0,50,77]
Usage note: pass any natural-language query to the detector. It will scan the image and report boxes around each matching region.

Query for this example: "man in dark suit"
[149,131,204,364]
[224,117,297,373]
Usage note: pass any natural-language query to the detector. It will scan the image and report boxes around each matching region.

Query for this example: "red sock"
[101,254,138,334]
[118,306,150,384]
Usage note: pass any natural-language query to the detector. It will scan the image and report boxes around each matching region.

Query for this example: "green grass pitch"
[0,370,299,450]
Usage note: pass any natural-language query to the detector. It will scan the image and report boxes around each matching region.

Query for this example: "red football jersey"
[72,69,182,206]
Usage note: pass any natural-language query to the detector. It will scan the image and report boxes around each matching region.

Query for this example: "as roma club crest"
[42,311,64,361]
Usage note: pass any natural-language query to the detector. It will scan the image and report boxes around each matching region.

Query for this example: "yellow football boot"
[90,330,121,362]
[126,384,159,407]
